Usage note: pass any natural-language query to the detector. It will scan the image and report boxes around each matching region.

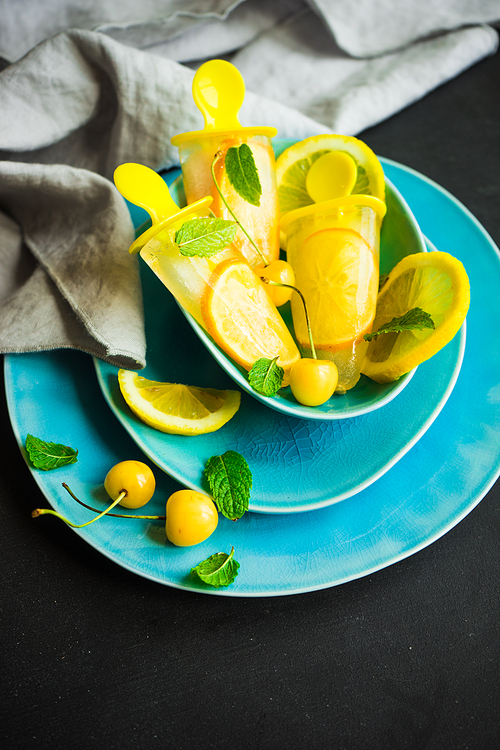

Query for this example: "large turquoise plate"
[5,158,498,595]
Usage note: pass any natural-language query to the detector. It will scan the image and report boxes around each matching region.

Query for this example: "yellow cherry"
[289,358,338,406]
[104,460,156,509]
[255,260,295,307]
[166,490,218,546]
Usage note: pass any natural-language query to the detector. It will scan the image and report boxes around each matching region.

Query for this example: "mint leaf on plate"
[25,434,78,471]
[175,217,237,257]
[204,450,252,520]
[364,308,435,341]
[191,547,240,588]
[248,357,284,396]
[225,143,262,207]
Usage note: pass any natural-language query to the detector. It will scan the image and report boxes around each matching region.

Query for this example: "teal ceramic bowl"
[164,139,427,420]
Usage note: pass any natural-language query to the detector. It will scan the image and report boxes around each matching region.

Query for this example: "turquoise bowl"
[166,139,427,420]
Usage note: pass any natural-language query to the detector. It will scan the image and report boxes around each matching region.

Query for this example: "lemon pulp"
[290,227,378,351]
[201,258,300,376]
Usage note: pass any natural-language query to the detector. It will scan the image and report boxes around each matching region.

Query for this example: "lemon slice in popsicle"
[201,258,300,375]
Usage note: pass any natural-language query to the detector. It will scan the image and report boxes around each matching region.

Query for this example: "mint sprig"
[25,434,78,471]
[204,450,252,520]
[248,357,284,397]
[174,217,237,257]
[191,547,240,588]
[364,308,435,341]
[225,143,262,206]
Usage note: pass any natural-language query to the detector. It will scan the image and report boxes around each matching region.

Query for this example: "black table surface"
[2,47,499,750]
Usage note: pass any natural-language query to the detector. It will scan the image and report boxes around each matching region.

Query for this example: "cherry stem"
[32,491,127,528]
[261,278,317,359]
[62,483,166,520]
[210,152,267,266]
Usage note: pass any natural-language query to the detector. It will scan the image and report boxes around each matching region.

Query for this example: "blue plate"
[5,158,499,596]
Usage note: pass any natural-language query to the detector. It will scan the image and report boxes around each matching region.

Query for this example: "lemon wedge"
[361,251,470,383]
[118,370,241,435]
[275,134,386,218]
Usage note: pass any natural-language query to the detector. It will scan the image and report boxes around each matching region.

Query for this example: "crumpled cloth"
[0,0,498,369]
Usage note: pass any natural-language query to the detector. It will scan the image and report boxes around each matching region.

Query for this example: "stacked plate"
[6,145,500,596]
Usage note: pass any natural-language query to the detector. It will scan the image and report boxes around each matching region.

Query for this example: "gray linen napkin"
[1,0,498,63]
[0,162,143,368]
[231,7,498,135]
[0,0,247,63]
[308,0,500,57]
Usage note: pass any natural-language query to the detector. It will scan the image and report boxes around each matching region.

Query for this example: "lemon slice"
[290,227,378,350]
[275,134,386,218]
[201,258,300,374]
[118,370,241,435]
[361,251,470,383]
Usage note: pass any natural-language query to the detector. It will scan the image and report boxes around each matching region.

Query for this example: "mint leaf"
[364,308,435,342]
[204,450,252,520]
[225,143,262,207]
[25,434,78,471]
[191,546,240,588]
[248,357,284,397]
[174,217,237,257]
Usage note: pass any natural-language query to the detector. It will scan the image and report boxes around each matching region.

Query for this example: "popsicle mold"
[113,163,299,375]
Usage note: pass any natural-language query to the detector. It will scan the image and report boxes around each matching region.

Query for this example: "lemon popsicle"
[171,59,280,269]
[279,143,387,393]
[114,163,299,377]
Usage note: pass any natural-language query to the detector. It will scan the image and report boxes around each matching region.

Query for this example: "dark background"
[1,46,499,750]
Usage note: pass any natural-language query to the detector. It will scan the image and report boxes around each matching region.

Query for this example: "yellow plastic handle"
[305,151,358,204]
[192,59,245,132]
[113,163,180,224]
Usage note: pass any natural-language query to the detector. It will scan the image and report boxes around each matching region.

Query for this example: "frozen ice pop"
[171,59,280,269]
[281,150,387,393]
[114,163,300,376]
